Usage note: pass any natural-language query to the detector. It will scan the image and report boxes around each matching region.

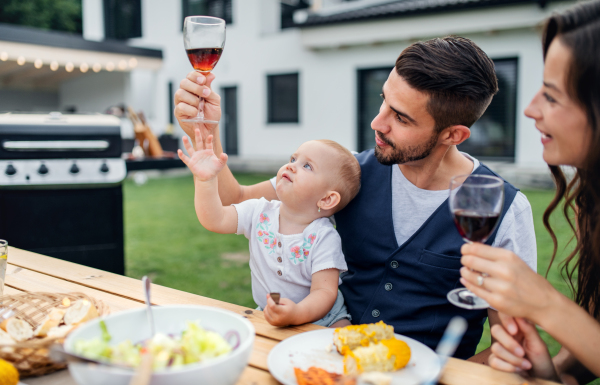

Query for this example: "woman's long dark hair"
[542,1,600,319]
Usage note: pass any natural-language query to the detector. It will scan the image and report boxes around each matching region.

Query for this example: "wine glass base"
[447,288,490,310]
[181,117,219,124]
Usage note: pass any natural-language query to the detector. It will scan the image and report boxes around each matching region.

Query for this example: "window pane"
[357,67,390,152]
[268,73,299,123]
[104,0,142,40]
[458,58,518,160]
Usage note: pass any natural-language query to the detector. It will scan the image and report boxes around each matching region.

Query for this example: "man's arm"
[174,70,277,205]
[467,309,500,365]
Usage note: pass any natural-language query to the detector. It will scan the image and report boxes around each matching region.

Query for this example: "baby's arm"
[263,268,339,327]
[178,129,238,234]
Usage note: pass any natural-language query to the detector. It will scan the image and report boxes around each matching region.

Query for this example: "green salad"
[74,320,234,370]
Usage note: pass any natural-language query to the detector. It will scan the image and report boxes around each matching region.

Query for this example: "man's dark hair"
[395,36,499,132]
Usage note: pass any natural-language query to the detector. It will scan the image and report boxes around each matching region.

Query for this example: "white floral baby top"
[233,198,348,310]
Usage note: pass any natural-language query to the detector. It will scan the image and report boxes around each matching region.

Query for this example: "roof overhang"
[298,1,575,50]
[0,24,163,91]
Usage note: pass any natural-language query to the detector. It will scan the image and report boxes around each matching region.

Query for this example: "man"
[173,36,536,361]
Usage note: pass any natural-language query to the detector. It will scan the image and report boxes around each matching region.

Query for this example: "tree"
[0,0,82,34]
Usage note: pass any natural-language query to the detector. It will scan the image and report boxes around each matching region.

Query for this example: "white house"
[0,0,579,184]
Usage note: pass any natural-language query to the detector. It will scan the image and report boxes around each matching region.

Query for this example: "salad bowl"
[63,305,255,385]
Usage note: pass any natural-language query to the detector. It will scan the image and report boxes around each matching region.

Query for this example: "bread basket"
[0,292,109,377]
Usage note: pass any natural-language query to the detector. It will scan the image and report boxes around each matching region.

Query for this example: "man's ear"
[440,125,471,146]
[319,191,341,212]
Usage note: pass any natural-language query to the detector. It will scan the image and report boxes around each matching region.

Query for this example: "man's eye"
[303,163,312,170]
[395,114,406,124]
[380,93,384,99]
[543,93,557,103]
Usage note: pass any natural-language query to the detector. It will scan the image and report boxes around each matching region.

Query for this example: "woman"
[459,1,600,383]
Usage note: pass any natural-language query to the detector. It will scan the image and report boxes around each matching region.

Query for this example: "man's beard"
[374,131,439,166]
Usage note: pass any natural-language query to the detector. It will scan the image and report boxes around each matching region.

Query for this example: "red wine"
[186,47,223,72]
[453,210,500,243]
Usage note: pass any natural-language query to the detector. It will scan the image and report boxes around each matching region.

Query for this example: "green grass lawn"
[124,172,580,365]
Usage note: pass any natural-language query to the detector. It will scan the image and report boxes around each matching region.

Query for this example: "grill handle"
[2,140,110,151]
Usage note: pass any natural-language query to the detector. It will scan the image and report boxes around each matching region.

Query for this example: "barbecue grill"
[0,112,126,274]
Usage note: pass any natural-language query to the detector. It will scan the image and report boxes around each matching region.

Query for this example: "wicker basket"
[0,292,109,377]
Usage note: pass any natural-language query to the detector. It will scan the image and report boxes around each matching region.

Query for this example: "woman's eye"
[543,93,557,103]
[303,163,312,170]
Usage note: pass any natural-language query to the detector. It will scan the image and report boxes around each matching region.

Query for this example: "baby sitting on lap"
[178,131,360,327]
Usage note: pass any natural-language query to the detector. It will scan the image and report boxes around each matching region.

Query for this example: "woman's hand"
[177,128,227,182]
[459,243,557,323]
[489,314,560,381]
[263,294,298,327]
[174,71,222,150]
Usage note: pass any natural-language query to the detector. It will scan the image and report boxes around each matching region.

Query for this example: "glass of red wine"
[447,174,504,310]
[182,16,226,124]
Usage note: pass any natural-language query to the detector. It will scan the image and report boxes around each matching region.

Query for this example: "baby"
[178,130,360,327]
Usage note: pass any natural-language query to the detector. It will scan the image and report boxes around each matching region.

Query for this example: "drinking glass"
[0,240,7,297]
[182,16,226,125]
[447,175,504,310]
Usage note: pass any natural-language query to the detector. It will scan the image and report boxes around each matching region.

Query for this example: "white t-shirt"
[233,198,348,309]
[269,153,537,272]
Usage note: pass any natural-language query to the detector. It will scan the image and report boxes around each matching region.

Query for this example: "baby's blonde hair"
[315,140,361,212]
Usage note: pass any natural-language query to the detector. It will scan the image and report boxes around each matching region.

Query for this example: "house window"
[458,58,518,161]
[357,67,390,152]
[182,0,232,25]
[357,58,518,160]
[104,0,142,40]
[268,73,299,124]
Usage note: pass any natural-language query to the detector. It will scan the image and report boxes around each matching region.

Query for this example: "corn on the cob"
[343,338,411,375]
[332,321,394,354]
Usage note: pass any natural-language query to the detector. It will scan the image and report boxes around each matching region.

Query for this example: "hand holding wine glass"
[182,16,226,125]
[447,174,504,310]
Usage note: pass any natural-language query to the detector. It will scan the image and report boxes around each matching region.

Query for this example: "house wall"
[79,0,575,169]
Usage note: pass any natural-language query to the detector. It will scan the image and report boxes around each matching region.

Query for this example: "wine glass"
[182,16,226,124]
[447,174,504,310]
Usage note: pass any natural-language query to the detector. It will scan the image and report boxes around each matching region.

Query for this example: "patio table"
[5,247,560,385]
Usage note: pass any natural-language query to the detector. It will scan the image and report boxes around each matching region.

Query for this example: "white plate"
[267,329,441,385]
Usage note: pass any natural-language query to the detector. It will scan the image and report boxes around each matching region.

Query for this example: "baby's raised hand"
[263,294,298,327]
[178,128,228,181]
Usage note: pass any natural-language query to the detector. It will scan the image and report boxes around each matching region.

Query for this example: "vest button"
[371,309,380,318]
[277,257,282,263]
[390,261,399,269]
[277,270,282,276]
[278,242,282,248]
[385,283,393,291]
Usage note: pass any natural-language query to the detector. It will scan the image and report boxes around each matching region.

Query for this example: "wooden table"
[4,247,559,385]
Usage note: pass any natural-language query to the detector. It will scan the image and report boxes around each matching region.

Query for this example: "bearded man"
[173,36,536,362]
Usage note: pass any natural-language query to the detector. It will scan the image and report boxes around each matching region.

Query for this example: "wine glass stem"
[197,97,206,120]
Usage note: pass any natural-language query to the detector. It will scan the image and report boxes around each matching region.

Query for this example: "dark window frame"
[267,72,300,124]
[104,0,142,40]
[357,66,391,152]
[356,58,519,160]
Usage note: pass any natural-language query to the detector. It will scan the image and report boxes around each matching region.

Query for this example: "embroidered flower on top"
[289,233,317,265]
[256,212,277,254]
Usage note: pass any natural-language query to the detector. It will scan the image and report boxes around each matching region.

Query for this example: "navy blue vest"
[336,150,518,359]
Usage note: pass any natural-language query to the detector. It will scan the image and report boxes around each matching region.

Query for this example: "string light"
[65,62,74,72]
[106,62,115,72]
[80,63,89,73]
[34,59,43,69]
[17,56,25,65]
[0,52,7,61]
[128,57,138,68]
[50,61,59,71]
[92,63,101,72]
[118,60,127,70]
